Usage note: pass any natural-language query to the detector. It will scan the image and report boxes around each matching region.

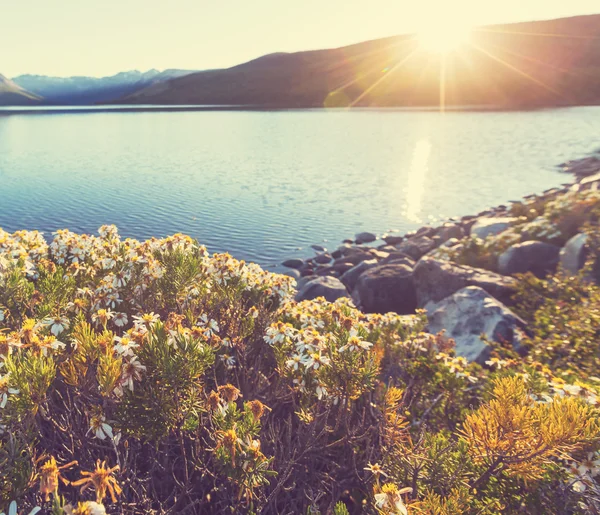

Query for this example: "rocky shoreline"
[282,149,600,363]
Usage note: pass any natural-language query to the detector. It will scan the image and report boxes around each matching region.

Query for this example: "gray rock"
[382,252,416,267]
[378,245,398,253]
[331,249,343,259]
[413,257,516,307]
[394,236,436,260]
[311,244,327,252]
[355,231,377,244]
[383,235,404,245]
[559,233,589,275]
[440,238,460,248]
[297,275,317,290]
[295,276,349,302]
[438,223,465,243]
[498,241,560,278]
[352,264,417,314]
[470,217,518,239]
[426,286,528,363]
[331,260,356,275]
[282,269,301,280]
[314,253,333,264]
[282,258,305,269]
[340,259,379,291]
[336,247,373,265]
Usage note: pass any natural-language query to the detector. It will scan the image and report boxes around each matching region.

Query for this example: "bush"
[1,226,599,514]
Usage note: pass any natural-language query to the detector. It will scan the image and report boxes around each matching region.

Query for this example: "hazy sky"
[1,0,599,78]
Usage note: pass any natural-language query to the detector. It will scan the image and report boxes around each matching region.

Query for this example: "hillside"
[118,14,600,108]
[12,69,196,105]
[0,73,42,105]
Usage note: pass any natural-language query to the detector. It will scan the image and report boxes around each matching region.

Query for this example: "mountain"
[0,74,42,105]
[12,69,196,105]
[118,14,600,108]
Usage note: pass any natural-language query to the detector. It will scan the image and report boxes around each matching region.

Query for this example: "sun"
[417,23,472,54]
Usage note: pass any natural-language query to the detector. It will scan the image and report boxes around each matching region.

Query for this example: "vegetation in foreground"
[1,224,600,514]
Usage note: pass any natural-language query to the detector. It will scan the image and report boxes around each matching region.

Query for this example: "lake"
[1,106,599,270]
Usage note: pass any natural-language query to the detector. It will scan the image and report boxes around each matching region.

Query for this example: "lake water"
[1,106,599,269]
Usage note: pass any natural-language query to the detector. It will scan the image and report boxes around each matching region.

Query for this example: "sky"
[1,0,599,78]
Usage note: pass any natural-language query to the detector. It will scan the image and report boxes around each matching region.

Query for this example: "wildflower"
[339,329,373,353]
[364,462,389,479]
[216,428,242,466]
[0,308,5,322]
[132,312,160,329]
[374,483,412,515]
[220,353,236,368]
[91,309,114,327]
[38,456,77,501]
[113,335,138,357]
[72,460,122,503]
[0,501,41,515]
[315,383,327,400]
[207,390,221,411]
[0,373,19,408]
[286,354,307,370]
[112,312,128,328]
[120,357,146,392]
[247,306,259,319]
[64,502,106,515]
[218,384,242,403]
[88,413,114,440]
[574,452,600,478]
[304,351,331,370]
[247,400,269,421]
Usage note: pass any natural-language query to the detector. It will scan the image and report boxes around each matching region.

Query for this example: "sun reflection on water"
[405,139,431,223]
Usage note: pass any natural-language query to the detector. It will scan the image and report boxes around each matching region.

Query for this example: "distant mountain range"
[0,74,42,105]
[1,69,196,106]
[2,14,600,108]
[119,14,600,108]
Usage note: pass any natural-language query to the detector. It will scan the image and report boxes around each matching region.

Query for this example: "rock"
[331,260,356,275]
[336,247,373,265]
[413,257,516,307]
[378,245,398,253]
[367,249,390,260]
[297,275,317,290]
[426,286,528,363]
[498,241,560,278]
[440,238,460,248]
[382,251,415,264]
[340,259,379,291]
[438,223,465,243]
[352,264,417,314]
[416,226,435,238]
[342,239,354,244]
[295,276,349,302]
[383,235,404,245]
[394,236,436,260]
[314,253,333,264]
[331,249,343,259]
[282,258,305,269]
[355,232,377,244]
[282,269,301,280]
[470,217,518,239]
[559,233,589,275]
[300,267,315,277]
[311,244,327,252]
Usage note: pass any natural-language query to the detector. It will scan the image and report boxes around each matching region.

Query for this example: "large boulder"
[470,217,518,239]
[340,259,379,291]
[352,264,417,314]
[282,258,305,269]
[413,257,516,307]
[355,232,377,244]
[560,233,588,275]
[395,236,436,260]
[295,276,349,302]
[498,241,560,278]
[426,286,528,362]
[438,223,465,243]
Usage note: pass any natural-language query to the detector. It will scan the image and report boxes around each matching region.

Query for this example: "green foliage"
[1,225,600,514]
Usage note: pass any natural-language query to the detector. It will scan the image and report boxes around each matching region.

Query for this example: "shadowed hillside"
[118,14,600,108]
[0,74,42,105]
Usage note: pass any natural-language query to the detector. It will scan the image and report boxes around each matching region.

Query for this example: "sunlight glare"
[418,23,472,54]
